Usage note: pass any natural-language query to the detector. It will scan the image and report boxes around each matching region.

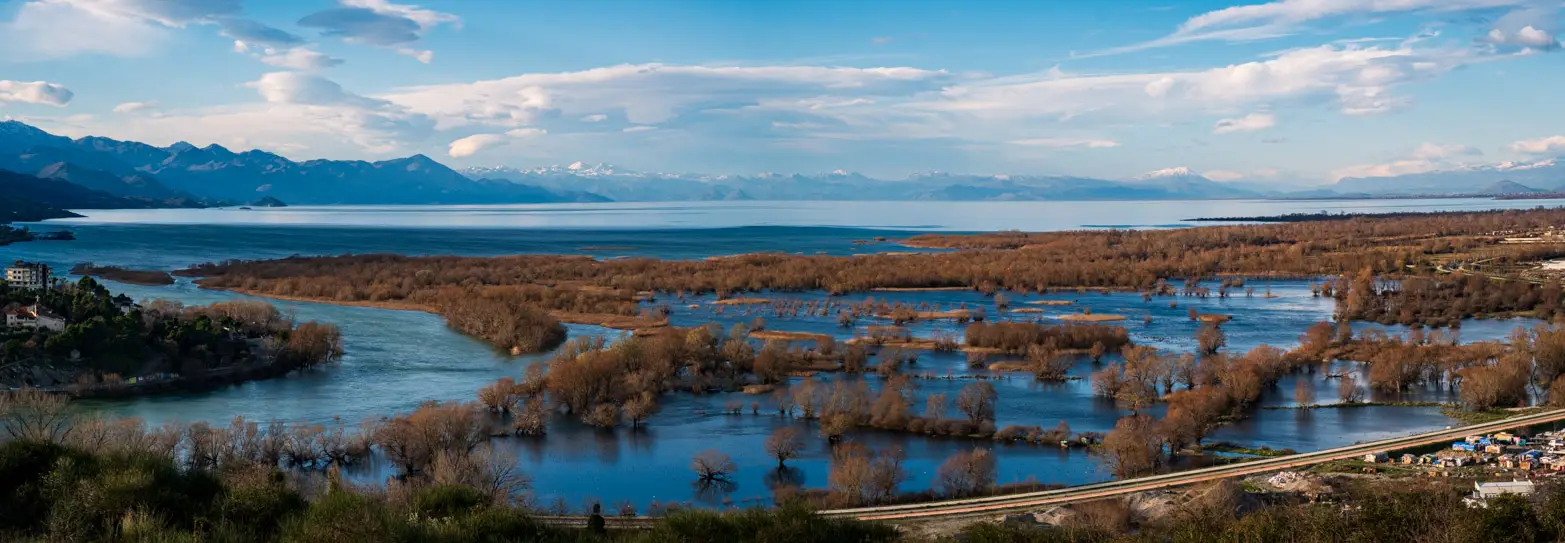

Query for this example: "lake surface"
[5,198,1561,507]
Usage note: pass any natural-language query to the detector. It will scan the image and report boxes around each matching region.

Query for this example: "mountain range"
[1331,160,1565,197]
[458,163,1264,201]
[0,121,603,206]
[3,120,1563,206]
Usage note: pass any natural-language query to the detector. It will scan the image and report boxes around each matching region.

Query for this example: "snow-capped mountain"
[1333,159,1565,196]
[0,121,603,205]
[459,163,1262,201]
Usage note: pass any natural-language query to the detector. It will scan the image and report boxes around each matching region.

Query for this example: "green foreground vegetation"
[0,440,894,543]
[9,437,1565,542]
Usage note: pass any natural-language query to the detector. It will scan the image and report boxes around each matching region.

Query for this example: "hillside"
[0,197,81,223]
[0,169,165,217]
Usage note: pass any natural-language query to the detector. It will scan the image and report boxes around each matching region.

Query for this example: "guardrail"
[818,408,1565,521]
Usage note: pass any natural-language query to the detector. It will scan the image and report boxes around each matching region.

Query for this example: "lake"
[5,198,1562,507]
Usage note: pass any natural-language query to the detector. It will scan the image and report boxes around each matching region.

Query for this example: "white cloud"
[0,0,300,59]
[880,41,1458,142]
[1331,159,1445,180]
[380,63,949,130]
[1412,142,1480,160]
[397,48,434,63]
[1486,25,1561,51]
[0,80,74,106]
[580,114,608,123]
[299,0,457,61]
[1088,0,1535,57]
[447,133,504,158]
[344,0,459,31]
[772,121,826,130]
[1180,0,1527,35]
[1511,136,1565,155]
[447,127,545,158]
[1006,137,1120,149]
[622,125,657,133]
[1212,112,1276,134]
[1332,141,1483,180]
[112,101,157,114]
[260,47,346,70]
[250,72,384,107]
[1202,169,1246,181]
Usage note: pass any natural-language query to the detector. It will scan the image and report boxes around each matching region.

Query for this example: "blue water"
[4,199,1556,507]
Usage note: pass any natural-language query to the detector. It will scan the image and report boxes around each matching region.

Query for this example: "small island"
[1,274,342,397]
[249,196,288,207]
[69,263,176,286]
[0,225,75,246]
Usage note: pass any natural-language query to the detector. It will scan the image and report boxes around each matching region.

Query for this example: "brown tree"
[1337,374,1362,404]
[1196,323,1227,355]
[1102,414,1160,478]
[691,449,737,482]
[764,426,805,468]
[935,447,997,498]
[954,382,998,424]
[1293,379,1315,406]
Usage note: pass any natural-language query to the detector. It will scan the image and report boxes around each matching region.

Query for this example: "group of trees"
[180,208,1565,314]
[437,288,568,354]
[1089,333,1315,476]
[0,434,897,542]
[1333,270,1565,326]
[962,321,1129,353]
[2,278,342,384]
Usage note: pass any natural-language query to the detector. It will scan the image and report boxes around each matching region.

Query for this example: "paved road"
[818,408,1565,521]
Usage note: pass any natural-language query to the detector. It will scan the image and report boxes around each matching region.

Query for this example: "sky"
[1,0,1563,185]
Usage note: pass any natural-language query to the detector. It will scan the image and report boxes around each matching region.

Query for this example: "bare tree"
[765,426,806,468]
[935,447,997,497]
[954,382,997,424]
[1338,374,1362,404]
[0,389,75,442]
[691,449,737,483]
[431,444,533,506]
[1293,379,1315,406]
[622,393,657,429]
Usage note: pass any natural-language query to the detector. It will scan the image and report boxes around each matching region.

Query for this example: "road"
[817,408,1565,522]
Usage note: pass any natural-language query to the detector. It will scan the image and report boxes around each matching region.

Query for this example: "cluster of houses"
[1357,430,1565,506]
[1357,431,1565,473]
[3,304,66,332]
[3,260,66,333]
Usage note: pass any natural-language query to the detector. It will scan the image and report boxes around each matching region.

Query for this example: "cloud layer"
[0,81,74,106]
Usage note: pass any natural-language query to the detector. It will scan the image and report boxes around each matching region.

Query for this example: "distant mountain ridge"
[1332,160,1565,196]
[0,169,180,222]
[458,163,1261,202]
[0,121,605,205]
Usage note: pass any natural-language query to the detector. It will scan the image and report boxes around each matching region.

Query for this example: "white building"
[4,304,66,332]
[4,261,50,290]
[1473,480,1535,501]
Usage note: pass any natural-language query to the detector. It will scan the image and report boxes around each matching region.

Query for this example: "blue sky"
[1,0,1563,185]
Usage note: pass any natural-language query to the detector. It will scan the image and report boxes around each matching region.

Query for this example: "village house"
[4,261,50,290]
[1469,481,1536,507]
[4,304,66,332]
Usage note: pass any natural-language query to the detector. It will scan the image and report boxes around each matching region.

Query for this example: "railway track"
[819,408,1565,521]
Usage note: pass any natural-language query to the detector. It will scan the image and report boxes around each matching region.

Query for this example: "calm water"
[5,199,1558,506]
